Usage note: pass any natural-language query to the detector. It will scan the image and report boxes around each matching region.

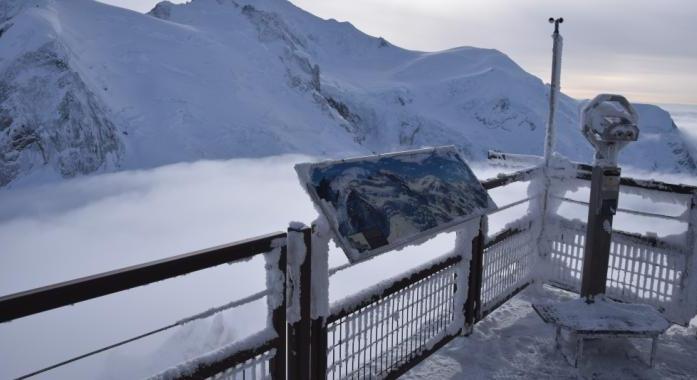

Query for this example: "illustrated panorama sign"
[295,146,496,263]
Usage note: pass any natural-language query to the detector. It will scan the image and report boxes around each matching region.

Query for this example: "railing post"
[269,242,287,380]
[683,193,697,325]
[287,224,312,380]
[465,217,486,328]
[310,221,330,380]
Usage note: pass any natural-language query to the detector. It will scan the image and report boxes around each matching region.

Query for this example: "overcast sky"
[101,0,697,105]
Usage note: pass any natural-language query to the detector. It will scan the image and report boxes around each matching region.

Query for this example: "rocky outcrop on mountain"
[0,15,121,186]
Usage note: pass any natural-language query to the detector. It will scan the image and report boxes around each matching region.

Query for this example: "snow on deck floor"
[404,285,697,380]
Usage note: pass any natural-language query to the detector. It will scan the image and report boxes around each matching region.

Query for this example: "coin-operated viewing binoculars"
[579,94,640,300]
[581,94,639,166]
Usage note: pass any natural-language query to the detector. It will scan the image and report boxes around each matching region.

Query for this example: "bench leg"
[575,336,584,368]
[649,337,658,368]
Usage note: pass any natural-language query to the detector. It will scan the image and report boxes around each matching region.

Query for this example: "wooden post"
[269,244,287,380]
[465,217,486,328]
[310,317,328,379]
[287,226,312,380]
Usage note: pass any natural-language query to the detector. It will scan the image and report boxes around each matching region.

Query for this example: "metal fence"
[316,171,541,380]
[545,217,691,324]
[481,222,536,317]
[3,162,694,379]
[0,231,290,380]
[541,163,697,325]
[200,349,275,380]
[326,258,458,379]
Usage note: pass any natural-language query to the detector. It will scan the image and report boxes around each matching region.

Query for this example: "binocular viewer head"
[581,94,639,166]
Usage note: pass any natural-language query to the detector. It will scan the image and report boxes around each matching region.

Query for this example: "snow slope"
[0,0,695,187]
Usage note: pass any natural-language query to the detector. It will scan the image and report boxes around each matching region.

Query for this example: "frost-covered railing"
[540,163,697,325]
[325,254,461,379]
[0,230,291,380]
[480,221,537,318]
[4,161,692,379]
[312,168,542,379]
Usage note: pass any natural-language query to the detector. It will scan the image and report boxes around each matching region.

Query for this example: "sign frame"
[295,146,496,263]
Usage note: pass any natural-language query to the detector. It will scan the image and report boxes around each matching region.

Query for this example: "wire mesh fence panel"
[203,349,275,380]
[326,265,458,380]
[545,218,690,324]
[480,226,536,316]
[546,223,586,292]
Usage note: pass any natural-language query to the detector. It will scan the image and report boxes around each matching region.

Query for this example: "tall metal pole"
[544,17,564,167]
[536,18,564,263]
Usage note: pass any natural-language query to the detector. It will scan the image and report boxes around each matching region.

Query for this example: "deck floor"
[404,285,697,379]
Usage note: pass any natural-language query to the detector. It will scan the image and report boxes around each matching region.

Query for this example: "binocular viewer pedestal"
[578,94,638,300]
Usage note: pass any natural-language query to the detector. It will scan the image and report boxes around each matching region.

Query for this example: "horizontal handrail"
[486,151,697,195]
[553,217,687,253]
[485,222,533,249]
[481,166,542,190]
[574,163,697,195]
[550,195,686,221]
[487,195,539,215]
[0,231,286,323]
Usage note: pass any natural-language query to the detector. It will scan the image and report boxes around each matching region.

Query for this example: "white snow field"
[0,0,695,188]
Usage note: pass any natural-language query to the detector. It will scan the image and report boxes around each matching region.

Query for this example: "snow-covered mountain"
[0,0,694,187]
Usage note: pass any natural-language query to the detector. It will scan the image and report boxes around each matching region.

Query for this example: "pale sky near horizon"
[100,0,697,106]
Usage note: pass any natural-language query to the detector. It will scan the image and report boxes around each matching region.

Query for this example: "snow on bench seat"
[533,297,670,335]
[532,296,670,367]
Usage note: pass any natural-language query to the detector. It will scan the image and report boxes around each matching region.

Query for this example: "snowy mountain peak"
[0,0,694,187]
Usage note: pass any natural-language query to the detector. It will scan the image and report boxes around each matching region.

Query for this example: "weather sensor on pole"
[543,17,563,167]
[579,94,639,300]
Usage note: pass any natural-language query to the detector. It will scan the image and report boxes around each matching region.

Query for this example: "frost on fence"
[149,329,277,380]
[480,224,536,316]
[312,216,331,320]
[325,218,479,379]
[148,242,287,380]
[286,221,308,324]
[680,193,697,323]
[326,262,458,379]
[264,240,285,327]
[544,216,694,325]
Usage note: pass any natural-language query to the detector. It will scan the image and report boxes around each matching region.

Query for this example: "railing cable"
[14,289,269,379]
[550,195,686,221]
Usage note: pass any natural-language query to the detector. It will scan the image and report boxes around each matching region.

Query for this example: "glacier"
[0,0,695,187]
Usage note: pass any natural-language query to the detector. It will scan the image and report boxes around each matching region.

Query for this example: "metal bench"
[533,297,670,368]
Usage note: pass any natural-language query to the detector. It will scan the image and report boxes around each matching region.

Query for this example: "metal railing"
[2,162,694,379]
[326,255,460,379]
[311,169,541,379]
[0,231,290,380]
[540,162,697,326]
[0,168,538,380]
[481,222,536,318]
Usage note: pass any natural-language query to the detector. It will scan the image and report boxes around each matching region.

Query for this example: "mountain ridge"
[0,0,694,187]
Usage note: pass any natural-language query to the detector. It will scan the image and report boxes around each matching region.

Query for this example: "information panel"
[296,146,496,263]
